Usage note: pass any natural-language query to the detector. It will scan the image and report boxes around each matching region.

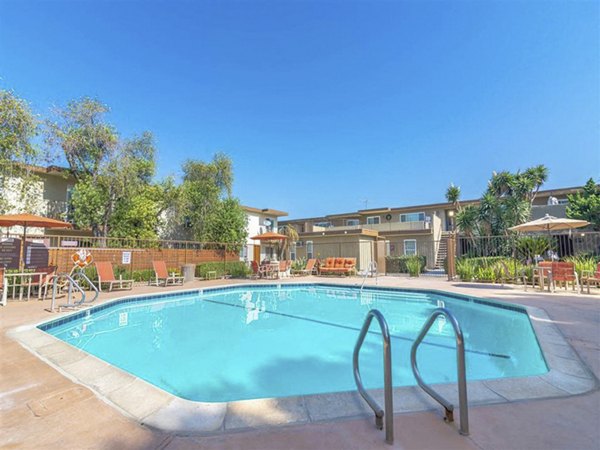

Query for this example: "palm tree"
[278,224,299,260]
[445,183,462,210]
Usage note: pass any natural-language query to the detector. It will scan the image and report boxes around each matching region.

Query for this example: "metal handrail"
[50,273,86,312]
[410,307,469,435]
[72,271,99,304]
[360,261,378,292]
[353,309,394,444]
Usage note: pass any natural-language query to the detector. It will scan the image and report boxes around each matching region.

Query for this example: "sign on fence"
[122,251,132,265]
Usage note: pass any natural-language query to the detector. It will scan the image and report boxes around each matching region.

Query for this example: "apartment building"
[280,186,583,270]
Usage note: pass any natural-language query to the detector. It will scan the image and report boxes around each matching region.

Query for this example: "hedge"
[385,255,426,273]
[195,261,250,279]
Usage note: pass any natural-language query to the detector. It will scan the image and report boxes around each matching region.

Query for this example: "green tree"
[46,97,118,181]
[446,165,549,238]
[0,89,43,213]
[567,178,600,230]
[177,153,234,241]
[204,197,248,249]
[278,224,299,260]
[70,131,170,238]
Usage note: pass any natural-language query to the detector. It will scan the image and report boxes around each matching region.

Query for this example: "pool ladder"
[50,271,99,312]
[353,307,469,445]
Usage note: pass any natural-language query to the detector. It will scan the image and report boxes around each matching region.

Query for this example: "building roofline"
[280,184,587,224]
[242,206,288,217]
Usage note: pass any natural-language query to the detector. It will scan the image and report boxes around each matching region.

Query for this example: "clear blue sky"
[1,0,598,219]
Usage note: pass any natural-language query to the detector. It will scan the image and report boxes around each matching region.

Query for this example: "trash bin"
[181,264,196,283]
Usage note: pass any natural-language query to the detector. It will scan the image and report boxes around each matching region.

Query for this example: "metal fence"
[456,231,600,261]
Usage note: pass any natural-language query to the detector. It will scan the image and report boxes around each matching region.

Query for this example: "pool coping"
[8,281,598,436]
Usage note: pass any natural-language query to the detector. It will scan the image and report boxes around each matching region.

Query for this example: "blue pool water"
[40,284,547,402]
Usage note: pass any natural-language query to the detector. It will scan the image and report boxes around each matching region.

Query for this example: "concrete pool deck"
[2,276,599,449]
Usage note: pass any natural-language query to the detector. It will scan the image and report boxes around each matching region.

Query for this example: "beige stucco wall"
[294,234,376,270]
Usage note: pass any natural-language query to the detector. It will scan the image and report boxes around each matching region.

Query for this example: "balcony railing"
[310,221,431,233]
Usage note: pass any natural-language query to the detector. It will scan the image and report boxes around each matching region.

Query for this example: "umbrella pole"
[19,224,27,271]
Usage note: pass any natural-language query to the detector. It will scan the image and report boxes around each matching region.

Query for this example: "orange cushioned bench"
[319,257,356,276]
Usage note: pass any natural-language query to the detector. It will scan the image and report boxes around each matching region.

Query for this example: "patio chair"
[550,262,580,293]
[251,261,268,279]
[32,266,57,299]
[152,260,184,287]
[581,263,600,294]
[278,260,291,278]
[95,261,134,292]
[291,258,318,276]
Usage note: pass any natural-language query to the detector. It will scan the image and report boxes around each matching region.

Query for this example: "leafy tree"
[204,197,248,250]
[46,97,118,181]
[0,89,43,213]
[70,131,170,238]
[177,153,234,241]
[567,178,600,230]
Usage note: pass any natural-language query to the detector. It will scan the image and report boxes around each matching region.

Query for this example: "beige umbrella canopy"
[0,213,72,269]
[508,214,589,233]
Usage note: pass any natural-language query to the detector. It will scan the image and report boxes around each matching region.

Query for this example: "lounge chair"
[582,263,600,294]
[320,257,357,276]
[95,261,134,292]
[152,260,184,286]
[291,259,318,276]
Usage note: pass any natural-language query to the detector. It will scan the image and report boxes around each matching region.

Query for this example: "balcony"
[531,204,567,220]
[311,221,431,233]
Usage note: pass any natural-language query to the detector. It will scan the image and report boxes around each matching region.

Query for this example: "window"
[400,212,426,222]
[314,221,332,228]
[366,216,380,225]
[404,239,417,256]
[290,242,297,261]
[306,241,314,259]
[240,245,248,261]
[346,219,359,226]
[557,199,569,205]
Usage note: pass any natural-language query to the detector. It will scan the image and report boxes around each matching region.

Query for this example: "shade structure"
[508,214,589,233]
[0,213,72,270]
[250,231,288,241]
[0,213,73,229]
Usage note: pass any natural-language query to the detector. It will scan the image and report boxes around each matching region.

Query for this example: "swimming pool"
[39,284,547,403]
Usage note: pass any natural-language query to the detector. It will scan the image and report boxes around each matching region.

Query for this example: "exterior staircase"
[434,234,450,269]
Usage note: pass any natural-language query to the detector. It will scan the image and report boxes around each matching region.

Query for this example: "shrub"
[516,236,551,261]
[455,256,526,283]
[386,255,426,273]
[564,256,597,279]
[405,256,423,277]
[195,261,250,279]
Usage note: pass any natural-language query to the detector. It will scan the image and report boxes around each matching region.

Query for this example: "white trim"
[306,240,314,259]
[403,239,417,256]
[400,212,426,223]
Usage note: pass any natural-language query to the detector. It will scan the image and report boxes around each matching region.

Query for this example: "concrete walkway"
[1,276,598,449]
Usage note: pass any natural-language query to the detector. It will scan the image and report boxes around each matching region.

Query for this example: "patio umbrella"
[250,232,288,261]
[508,214,589,233]
[0,213,72,269]
[509,214,589,260]
[249,231,289,241]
